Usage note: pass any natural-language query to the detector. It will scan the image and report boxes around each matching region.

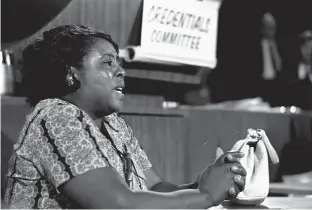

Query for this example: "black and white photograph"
[1,0,312,209]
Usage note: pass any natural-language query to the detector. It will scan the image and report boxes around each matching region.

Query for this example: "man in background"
[283,29,312,110]
[298,29,312,80]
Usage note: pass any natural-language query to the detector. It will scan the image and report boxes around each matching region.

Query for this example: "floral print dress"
[4,98,152,209]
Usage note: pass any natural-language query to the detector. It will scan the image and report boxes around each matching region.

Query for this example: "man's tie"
[262,39,282,80]
[269,40,282,72]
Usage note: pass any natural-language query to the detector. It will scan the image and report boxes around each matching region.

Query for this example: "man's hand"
[196,149,246,206]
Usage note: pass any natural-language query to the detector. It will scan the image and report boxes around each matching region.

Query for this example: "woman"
[5,25,246,209]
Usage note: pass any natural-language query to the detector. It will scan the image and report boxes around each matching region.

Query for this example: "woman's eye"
[103,60,112,66]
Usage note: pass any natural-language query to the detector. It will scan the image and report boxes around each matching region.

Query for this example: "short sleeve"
[123,122,152,171]
[38,105,109,189]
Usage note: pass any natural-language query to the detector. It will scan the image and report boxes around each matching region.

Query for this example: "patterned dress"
[4,98,152,209]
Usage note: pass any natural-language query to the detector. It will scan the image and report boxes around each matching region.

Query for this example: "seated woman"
[4,25,246,209]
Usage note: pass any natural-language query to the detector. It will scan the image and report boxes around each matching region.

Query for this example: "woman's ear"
[68,66,80,82]
[67,66,81,91]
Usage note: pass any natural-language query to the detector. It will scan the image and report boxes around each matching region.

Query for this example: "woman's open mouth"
[113,84,124,98]
[114,87,123,94]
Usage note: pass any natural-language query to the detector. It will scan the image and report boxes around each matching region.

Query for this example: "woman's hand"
[196,150,246,206]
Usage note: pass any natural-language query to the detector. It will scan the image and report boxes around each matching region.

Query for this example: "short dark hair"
[21,24,119,106]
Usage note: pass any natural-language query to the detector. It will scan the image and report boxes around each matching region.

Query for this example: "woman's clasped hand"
[197,151,247,206]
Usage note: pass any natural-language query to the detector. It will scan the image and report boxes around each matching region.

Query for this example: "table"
[270,183,312,195]
[211,197,312,209]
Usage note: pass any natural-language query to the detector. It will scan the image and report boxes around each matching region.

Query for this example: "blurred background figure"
[258,11,285,107]
[261,12,282,81]
[205,0,312,110]
[185,11,282,106]
[298,29,312,80]
[281,28,312,110]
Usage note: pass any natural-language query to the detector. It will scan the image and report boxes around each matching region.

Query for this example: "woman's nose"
[116,66,126,78]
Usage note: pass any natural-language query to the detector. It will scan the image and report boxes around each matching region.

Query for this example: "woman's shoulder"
[20,98,85,135]
[13,99,83,155]
[32,98,82,119]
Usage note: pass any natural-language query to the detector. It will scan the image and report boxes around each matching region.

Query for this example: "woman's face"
[78,38,125,116]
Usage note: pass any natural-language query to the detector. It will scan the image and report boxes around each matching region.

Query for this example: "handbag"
[230,128,279,205]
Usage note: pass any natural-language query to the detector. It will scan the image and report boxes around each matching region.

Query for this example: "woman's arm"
[61,152,245,209]
[150,181,198,192]
[145,167,198,192]
[145,150,246,193]
[60,167,214,209]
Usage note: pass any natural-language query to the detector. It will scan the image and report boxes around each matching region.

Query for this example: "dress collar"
[36,98,120,131]
[103,113,121,132]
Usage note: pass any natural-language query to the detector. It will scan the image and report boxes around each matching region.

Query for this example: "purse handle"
[237,129,279,164]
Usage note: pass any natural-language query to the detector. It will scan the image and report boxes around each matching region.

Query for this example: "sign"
[140,0,221,68]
